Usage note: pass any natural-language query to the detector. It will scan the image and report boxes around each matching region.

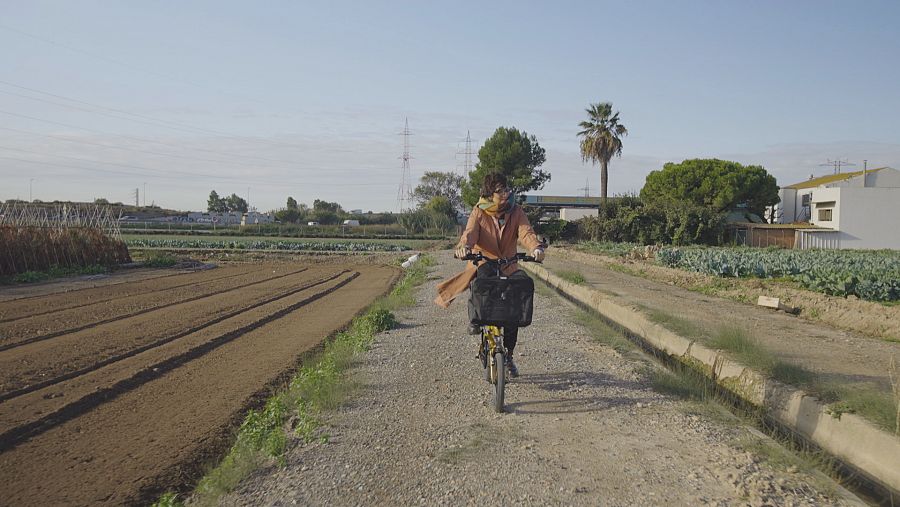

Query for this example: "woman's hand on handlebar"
[532,248,545,262]
[454,245,471,259]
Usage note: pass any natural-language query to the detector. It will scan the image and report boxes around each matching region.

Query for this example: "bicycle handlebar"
[457,252,541,264]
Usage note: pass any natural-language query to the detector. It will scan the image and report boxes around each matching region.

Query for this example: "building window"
[818,208,833,221]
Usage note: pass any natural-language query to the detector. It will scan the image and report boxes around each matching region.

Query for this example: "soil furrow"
[0,268,190,304]
[0,266,310,351]
[0,264,397,507]
[0,266,252,323]
[0,270,350,404]
[0,271,361,452]
[0,268,334,393]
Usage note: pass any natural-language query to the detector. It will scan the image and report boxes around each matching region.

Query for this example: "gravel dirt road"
[224,252,856,506]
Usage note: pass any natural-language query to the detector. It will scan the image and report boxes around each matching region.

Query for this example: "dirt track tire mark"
[0,270,351,404]
[0,271,361,452]
[0,268,252,324]
[0,267,310,352]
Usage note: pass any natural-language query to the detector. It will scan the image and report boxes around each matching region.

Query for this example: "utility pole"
[456,130,476,177]
[397,118,413,212]
[143,182,147,207]
[133,188,139,207]
[577,178,591,198]
[863,159,868,187]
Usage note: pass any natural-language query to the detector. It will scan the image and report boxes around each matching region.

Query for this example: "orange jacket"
[434,205,542,308]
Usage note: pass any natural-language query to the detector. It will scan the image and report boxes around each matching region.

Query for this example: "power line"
[0,125,296,170]
[0,125,392,175]
[0,23,279,113]
[0,80,394,156]
[0,86,221,138]
[0,154,396,188]
[0,143,393,182]
[0,108,317,167]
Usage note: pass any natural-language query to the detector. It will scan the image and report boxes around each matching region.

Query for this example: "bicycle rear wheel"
[493,351,506,412]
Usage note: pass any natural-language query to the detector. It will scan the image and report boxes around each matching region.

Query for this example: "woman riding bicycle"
[434,173,545,376]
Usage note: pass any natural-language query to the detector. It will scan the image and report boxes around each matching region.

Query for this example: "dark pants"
[474,263,526,356]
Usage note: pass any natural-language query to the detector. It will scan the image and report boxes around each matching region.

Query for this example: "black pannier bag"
[468,272,535,327]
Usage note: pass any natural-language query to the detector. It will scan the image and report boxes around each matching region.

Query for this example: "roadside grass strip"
[707,326,896,431]
[642,307,707,339]
[555,269,586,285]
[151,255,434,507]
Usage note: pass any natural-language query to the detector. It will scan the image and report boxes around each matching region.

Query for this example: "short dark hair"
[480,173,509,199]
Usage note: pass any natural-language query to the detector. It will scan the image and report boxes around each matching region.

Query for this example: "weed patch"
[0,264,108,284]
[144,252,179,268]
[555,269,586,285]
[151,492,185,507]
[815,383,897,432]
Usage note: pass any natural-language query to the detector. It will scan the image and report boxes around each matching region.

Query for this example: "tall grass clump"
[645,308,705,339]
[178,256,431,506]
[709,326,815,386]
[0,225,130,276]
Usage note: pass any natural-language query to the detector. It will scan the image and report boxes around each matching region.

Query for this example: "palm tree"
[577,102,628,202]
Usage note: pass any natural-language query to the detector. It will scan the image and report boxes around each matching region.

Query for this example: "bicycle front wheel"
[493,351,506,412]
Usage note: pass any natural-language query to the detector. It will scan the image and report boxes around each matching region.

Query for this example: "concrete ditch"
[521,262,900,502]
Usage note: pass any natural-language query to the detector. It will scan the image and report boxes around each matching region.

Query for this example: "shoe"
[506,355,519,378]
[468,323,481,335]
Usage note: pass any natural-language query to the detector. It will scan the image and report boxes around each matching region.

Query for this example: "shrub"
[575,199,725,246]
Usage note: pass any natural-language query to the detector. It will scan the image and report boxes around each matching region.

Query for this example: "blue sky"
[2,0,898,212]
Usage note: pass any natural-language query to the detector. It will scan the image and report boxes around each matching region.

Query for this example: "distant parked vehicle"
[342,219,360,227]
[307,221,319,226]
[118,216,138,221]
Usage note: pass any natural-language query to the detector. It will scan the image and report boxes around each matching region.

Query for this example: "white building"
[186,211,274,225]
[240,211,274,225]
[560,207,599,221]
[773,167,900,249]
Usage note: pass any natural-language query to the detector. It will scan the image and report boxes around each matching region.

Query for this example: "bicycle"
[459,252,539,413]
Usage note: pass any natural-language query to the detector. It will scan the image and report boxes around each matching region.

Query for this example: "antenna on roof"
[819,158,855,175]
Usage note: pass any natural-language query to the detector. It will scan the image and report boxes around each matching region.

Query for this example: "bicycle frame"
[479,325,506,384]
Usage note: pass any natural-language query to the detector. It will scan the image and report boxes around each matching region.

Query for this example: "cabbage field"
[126,237,411,252]
[656,247,900,302]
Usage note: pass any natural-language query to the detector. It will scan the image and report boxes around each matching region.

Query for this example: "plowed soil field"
[0,261,398,506]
